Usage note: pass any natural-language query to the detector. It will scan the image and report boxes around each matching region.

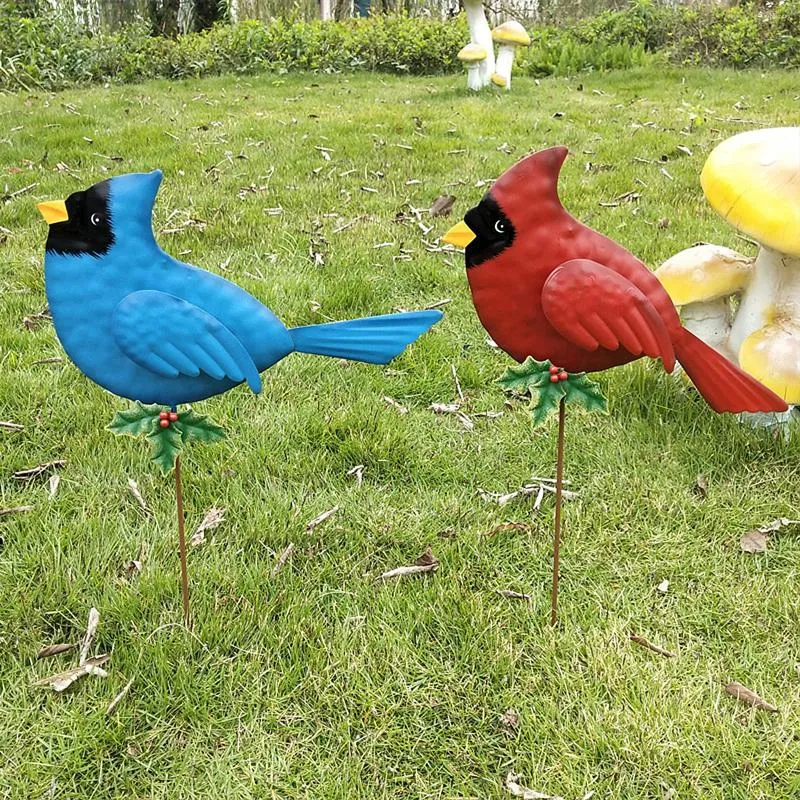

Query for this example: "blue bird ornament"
[37,170,443,408]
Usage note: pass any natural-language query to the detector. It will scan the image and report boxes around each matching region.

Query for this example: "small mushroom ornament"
[656,127,800,406]
[490,21,530,90]
[458,43,488,91]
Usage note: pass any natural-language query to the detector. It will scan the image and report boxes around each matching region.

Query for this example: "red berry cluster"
[549,365,569,383]
[159,410,179,428]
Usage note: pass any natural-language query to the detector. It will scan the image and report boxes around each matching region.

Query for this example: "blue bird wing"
[111,290,262,393]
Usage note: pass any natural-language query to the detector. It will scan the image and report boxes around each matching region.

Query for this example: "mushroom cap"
[655,244,754,306]
[701,127,800,257]
[458,43,488,63]
[491,20,531,46]
[739,320,800,403]
[491,72,508,87]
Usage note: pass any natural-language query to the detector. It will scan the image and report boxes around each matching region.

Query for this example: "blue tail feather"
[289,310,443,365]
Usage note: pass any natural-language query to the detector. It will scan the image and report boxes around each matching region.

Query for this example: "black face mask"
[464,194,516,269]
[46,180,114,258]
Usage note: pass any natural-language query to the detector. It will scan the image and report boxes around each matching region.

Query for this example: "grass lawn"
[1,66,800,799]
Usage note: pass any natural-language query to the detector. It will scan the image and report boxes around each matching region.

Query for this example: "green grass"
[2,67,800,799]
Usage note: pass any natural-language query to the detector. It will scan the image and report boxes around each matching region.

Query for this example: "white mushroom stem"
[728,246,800,358]
[494,44,517,89]
[465,62,483,91]
[462,0,494,87]
[681,298,734,358]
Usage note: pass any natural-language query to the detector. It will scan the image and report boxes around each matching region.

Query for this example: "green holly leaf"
[146,424,184,473]
[175,408,226,445]
[530,379,567,426]
[497,356,554,394]
[108,402,161,437]
[563,372,608,415]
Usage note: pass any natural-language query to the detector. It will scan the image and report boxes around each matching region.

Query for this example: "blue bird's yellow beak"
[37,200,69,225]
[442,220,476,248]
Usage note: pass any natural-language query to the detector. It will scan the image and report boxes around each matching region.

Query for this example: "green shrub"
[1,0,799,92]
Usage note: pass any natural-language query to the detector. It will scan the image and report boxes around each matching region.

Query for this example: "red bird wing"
[541,259,676,371]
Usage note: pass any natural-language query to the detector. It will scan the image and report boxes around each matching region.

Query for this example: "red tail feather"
[673,328,788,414]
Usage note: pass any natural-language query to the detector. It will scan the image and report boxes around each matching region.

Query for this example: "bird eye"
[494,220,505,234]
[90,213,102,226]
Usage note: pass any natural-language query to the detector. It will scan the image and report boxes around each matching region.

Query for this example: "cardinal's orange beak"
[37,200,69,225]
[442,220,476,248]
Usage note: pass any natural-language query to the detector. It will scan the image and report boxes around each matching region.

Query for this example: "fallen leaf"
[693,474,708,499]
[500,708,520,733]
[79,607,99,666]
[106,678,134,717]
[456,412,474,431]
[414,545,437,567]
[383,396,408,415]
[429,194,455,217]
[485,522,530,537]
[190,507,225,547]
[498,589,531,602]
[758,517,800,534]
[13,460,65,482]
[740,530,768,554]
[725,682,778,712]
[379,546,439,580]
[505,772,564,800]
[33,654,110,692]
[122,557,143,581]
[37,643,75,659]
[630,633,676,658]
[306,506,339,532]
[430,403,461,414]
[126,478,152,517]
[271,543,295,576]
[346,464,365,487]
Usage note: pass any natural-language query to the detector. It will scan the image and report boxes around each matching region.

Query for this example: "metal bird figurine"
[442,146,786,625]
[37,170,442,407]
[38,170,442,624]
[442,146,786,414]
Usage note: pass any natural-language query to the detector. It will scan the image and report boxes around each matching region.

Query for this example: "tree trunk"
[194,0,224,29]
[149,0,180,37]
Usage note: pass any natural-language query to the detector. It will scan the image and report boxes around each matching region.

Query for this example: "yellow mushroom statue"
[656,127,800,411]
[461,0,494,89]
[491,21,530,89]
[458,43,488,91]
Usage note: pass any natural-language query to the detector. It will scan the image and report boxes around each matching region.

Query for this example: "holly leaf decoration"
[147,424,183,473]
[563,372,608,415]
[530,380,566,426]
[497,357,552,394]
[108,404,226,473]
[175,409,226,445]
[498,357,608,426]
[108,402,161,437]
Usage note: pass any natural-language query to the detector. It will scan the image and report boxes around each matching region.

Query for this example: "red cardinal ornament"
[443,146,787,414]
